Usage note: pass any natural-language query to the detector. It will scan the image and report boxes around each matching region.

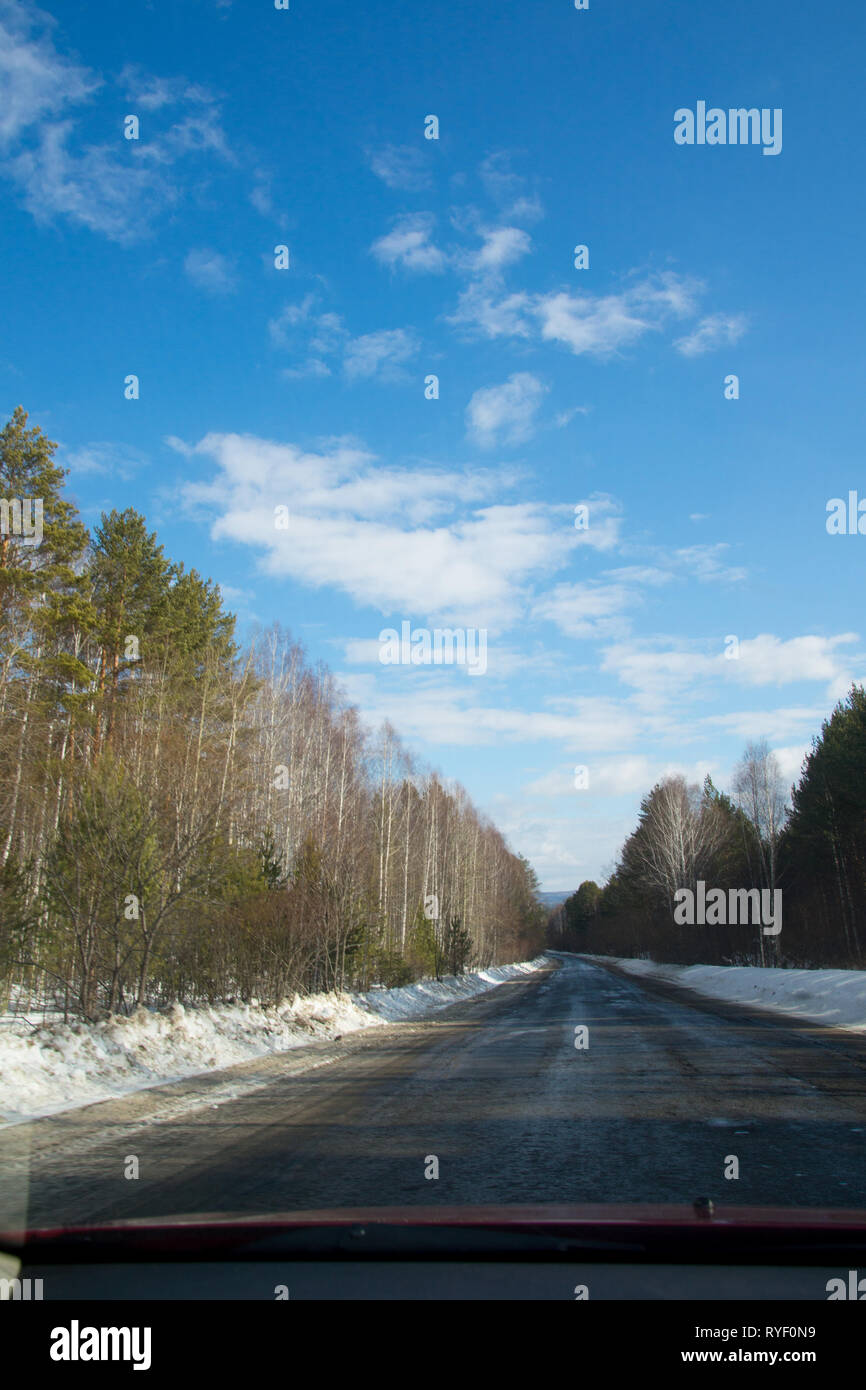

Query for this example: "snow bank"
[0,957,547,1127]
[597,957,866,1032]
[355,960,543,1021]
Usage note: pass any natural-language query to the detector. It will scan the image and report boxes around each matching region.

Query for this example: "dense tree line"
[0,408,546,1020]
[549,698,866,970]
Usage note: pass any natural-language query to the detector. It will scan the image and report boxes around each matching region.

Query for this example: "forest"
[549,700,866,970]
[0,407,547,1021]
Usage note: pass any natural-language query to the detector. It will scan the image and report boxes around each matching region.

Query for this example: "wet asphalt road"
[4,954,866,1227]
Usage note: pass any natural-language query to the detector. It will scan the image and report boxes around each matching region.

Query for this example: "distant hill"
[538,891,573,909]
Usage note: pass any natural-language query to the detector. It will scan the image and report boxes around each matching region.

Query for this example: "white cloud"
[174,431,580,626]
[535,290,651,357]
[371,213,446,273]
[7,111,232,243]
[310,312,346,355]
[217,582,254,604]
[269,297,343,348]
[448,282,533,339]
[524,755,715,799]
[311,464,498,525]
[672,543,747,583]
[491,797,632,887]
[675,312,747,357]
[467,225,532,272]
[0,1,97,149]
[340,635,564,681]
[9,123,163,241]
[531,580,636,639]
[601,633,862,700]
[341,637,386,666]
[157,110,233,162]
[555,406,591,427]
[249,175,273,216]
[0,7,233,241]
[530,541,743,641]
[451,271,706,360]
[269,300,415,382]
[184,247,236,294]
[478,152,543,222]
[629,272,702,318]
[466,372,547,448]
[602,565,675,588]
[526,541,748,643]
[566,497,624,551]
[336,674,643,752]
[343,328,418,381]
[368,143,431,190]
[601,643,714,698]
[118,65,212,112]
[732,634,861,688]
[703,706,829,743]
[384,199,537,336]
[61,440,148,479]
[769,744,811,785]
[282,359,332,380]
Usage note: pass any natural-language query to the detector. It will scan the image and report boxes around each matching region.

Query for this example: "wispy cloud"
[532,580,636,639]
[602,633,863,701]
[184,247,236,294]
[478,151,544,222]
[531,544,746,641]
[343,328,419,381]
[0,0,97,148]
[447,281,533,339]
[0,5,234,241]
[269,296,417,383]
[675,312,747,356]
[446,260,746,368]
[466,372,547,448]
[337,674,643,753]
[173,430,582,627]
[535,272,699,357]
[523,755,716,799]
[60,440,149,480]
[118,65,213,112]
[249,171,274,216]
[367,142,431,190]
[461,224,532,273]
[673,543,747,583]
[371,213,446,273]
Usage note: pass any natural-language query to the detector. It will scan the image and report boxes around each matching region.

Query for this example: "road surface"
[4,954,866,1228]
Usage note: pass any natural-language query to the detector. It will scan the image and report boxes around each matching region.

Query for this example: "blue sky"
[3,0,865,888]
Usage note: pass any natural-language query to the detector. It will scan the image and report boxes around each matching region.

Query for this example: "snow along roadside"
[591,957,866,1033]
[0,958,548,1128]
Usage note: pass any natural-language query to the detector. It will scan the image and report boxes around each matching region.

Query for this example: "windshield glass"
[2,0,866,1253]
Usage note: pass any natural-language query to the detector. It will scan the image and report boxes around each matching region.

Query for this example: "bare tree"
[732,739,788,893]
[625,776,703,904]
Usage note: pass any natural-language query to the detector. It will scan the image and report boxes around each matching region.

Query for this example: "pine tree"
[0,408,90,868]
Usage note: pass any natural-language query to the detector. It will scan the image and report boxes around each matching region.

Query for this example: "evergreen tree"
[89,509,172,685]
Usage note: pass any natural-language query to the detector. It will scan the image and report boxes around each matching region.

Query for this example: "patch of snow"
[0,957,548,1127]
[591,956,866,1033]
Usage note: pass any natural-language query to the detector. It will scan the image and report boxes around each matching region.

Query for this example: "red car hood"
[7,1203,866,1255]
